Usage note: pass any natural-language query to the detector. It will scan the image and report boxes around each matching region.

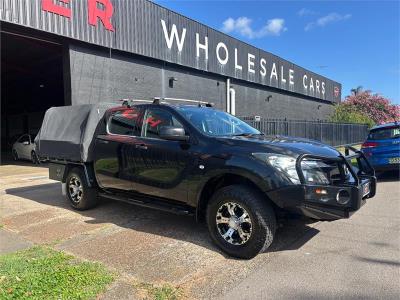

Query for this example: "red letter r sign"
[88,0,115,32]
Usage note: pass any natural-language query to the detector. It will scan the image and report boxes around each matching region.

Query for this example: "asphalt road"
[221,172,400,300]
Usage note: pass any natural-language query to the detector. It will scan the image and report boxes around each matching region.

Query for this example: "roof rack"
[120,98,153,107]
[119,97,214,108]
[153,97,214,107]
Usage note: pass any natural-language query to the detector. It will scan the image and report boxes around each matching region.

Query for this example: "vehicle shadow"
[376,170,400,182]
[5,182,320,257]
[0,154,48,168]
[354,256,400,267]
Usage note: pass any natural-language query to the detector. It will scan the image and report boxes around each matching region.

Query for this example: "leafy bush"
[330,104,375,128]
[341,91,400,124]
[330,90,399,127]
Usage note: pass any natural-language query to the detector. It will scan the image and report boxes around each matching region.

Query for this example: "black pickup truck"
[36,99,376,259]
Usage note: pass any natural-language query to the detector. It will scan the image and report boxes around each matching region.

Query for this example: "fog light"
[315,188,328,195]
[336,189,350,205]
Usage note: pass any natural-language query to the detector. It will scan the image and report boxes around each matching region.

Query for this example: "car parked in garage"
[36,99,377,259]
[12,134,38,163]
[361,122,400,173]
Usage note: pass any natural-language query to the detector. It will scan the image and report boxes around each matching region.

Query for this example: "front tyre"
[31,151,39,164]
[66,167,98,210]
[12,149,18,161]
[207,185,276,259]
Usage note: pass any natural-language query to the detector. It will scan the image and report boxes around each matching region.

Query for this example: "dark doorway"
[1,31,65,163]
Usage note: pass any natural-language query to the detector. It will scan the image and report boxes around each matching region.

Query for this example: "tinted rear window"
[108,108,142,136]
[369,126,400,140]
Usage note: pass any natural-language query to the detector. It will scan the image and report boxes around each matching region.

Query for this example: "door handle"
[136,144,148,150]
[98,139,109,144]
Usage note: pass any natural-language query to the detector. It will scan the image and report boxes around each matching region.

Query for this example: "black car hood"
[216,135,341,158]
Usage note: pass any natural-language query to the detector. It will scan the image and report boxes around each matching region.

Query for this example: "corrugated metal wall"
[0,0,341,103]
[69,44,334,120]
[69,44,228,109]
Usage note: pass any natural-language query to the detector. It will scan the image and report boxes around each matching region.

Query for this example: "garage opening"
[1,32,65,164]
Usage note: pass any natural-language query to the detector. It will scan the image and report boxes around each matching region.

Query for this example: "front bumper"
[267,178,376,220]
[267,146,377,220]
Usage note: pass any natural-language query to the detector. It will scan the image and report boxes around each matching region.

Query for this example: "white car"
[12,134,38,163]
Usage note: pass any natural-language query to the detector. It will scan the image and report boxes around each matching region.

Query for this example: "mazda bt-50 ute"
[36,98,376,259]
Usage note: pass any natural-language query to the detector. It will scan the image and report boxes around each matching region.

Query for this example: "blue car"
[361,122,400,172]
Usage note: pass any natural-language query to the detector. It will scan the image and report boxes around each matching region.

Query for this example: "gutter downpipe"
[230,87,236,115]
[226,78,231,113]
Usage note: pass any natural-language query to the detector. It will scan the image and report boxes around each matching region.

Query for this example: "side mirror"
[159,126,189,142]
[23,141,30,145]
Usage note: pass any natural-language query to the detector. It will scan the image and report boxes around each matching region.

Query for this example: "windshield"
[369,126,400,140]
[177,107,261,136]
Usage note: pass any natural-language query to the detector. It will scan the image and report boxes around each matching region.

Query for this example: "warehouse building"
[1,0,341,158]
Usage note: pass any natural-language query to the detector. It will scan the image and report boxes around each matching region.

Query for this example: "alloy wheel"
[215,202,253,245]
[68,176,83,203]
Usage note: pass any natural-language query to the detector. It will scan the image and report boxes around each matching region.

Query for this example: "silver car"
[12,134,38,163]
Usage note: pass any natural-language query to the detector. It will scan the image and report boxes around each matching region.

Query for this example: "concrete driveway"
[1,162,399,299]
[221,173,400,300]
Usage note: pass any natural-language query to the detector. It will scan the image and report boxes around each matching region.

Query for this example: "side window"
[19,135,30,144]
[142,108,183,139]
[108,108,142,136]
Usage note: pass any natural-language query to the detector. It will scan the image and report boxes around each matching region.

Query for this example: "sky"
[154,0,400,104]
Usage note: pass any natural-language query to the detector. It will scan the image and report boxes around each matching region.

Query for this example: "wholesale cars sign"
[0,0,341,102]
[159,19,331,100]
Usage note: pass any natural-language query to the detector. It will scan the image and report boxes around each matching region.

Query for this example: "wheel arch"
[62,163,97,187]
[196,172,276,222]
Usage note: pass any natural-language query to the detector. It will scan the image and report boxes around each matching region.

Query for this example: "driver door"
[132,107,191,203]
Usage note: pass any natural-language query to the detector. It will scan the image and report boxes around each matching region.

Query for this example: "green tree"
[330,90,399,127]
[343,91,400,124]
[330,104,375,128]
[350,86,363,96]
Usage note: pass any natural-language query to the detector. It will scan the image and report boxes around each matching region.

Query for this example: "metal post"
[320,121,323,142]
[226,78,230,113]
[229,87,236,115]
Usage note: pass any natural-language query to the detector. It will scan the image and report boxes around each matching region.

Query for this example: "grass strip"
[0,246,114,299]
[135,282,184,300]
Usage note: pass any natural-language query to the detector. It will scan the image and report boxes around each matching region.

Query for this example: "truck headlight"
[300,159,331,185]
[253,153,300,184]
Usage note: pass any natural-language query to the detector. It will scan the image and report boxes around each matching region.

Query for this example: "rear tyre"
[206,185,276,259]
[12,150,18,161]
[66,167,98,210]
